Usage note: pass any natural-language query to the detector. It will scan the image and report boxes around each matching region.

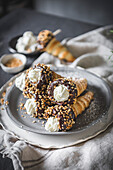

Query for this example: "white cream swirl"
[28,68,41,83]
[54,84,69,102]
[24,98,36,115]
[15,73,25,91]
[45,117,59,132]
[16,31,37,53]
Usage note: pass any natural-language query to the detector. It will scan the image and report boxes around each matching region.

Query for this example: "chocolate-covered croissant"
[47,78,87,105]
[37,30,75,62]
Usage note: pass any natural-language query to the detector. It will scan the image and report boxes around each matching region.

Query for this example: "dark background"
[0,0,113,25]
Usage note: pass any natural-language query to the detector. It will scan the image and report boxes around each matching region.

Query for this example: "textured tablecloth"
[0,25,113,170]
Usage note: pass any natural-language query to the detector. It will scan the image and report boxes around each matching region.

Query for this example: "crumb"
[24,112,27,114]
[0,98,4,105]
[9,82,12,86]
[42,121,45,124]
[21,115,24,117]
[5,101,9,105]
[1,107,4,110]
[17,109,18,111]
[20,103,24,107]
[32,120,36,123]
[2,91,6,98]
[22,107,26,110]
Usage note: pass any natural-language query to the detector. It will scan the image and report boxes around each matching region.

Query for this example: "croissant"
[37,30,75,62]
[47,78,87,105]
[71,91,94,117]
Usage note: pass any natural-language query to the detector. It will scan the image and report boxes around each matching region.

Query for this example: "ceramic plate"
[4,67,112,135]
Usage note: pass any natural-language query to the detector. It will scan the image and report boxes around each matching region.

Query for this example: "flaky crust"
[71,91,94,117]
[37,29,75,62]
[45,38,75,62]
[47,78,87,105]
[74,78,87,97]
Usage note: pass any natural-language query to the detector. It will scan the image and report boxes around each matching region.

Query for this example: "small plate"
[4,67,112,135]
[8,35,41,57]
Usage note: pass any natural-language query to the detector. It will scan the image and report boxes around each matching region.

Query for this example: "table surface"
[0,8,98,170]
[0,8,99,88]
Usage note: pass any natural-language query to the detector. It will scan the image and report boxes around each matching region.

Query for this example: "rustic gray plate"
[4,67,112,135]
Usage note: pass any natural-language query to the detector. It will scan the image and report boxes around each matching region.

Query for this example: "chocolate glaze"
[37,30,54,50]
[23,64,53,99]
[44,105,75,131]
[48,78,77,105]
[23,64,54,118]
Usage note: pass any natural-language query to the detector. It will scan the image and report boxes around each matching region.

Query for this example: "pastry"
[71,91,94,117]
[23,63,62,99]
[44,91,93,131]
[47,78,87,105]
[37,30,75,62]
[15,62,94,132]
[45,105,75,131]
[34,93,51,119]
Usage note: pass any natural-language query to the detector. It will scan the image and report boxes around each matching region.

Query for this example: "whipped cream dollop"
[45,117,59,132]
[24,98,36,115]
[15,73,25,91]
[54,84,69,102]
[28,68,41,83]
[16,31,37,53]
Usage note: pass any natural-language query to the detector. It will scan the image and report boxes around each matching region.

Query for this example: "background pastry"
[37,30,75,62]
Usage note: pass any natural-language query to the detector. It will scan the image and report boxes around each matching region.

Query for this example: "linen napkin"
[0,25,113,170]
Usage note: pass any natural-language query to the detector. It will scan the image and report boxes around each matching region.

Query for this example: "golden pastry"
[47,78,87,105]
[44,105,75,131]
[71,91,94,117]
[37,30,75,62]
[23,63,62,99]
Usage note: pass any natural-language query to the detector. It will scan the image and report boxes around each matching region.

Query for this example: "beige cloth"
[0,25,113,170]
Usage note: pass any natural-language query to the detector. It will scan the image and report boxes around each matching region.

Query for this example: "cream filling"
[28,68,41,83]
[24,98,36,115]
[54,84,69,102]
[45,117,59,132]
[15,73,25,91]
